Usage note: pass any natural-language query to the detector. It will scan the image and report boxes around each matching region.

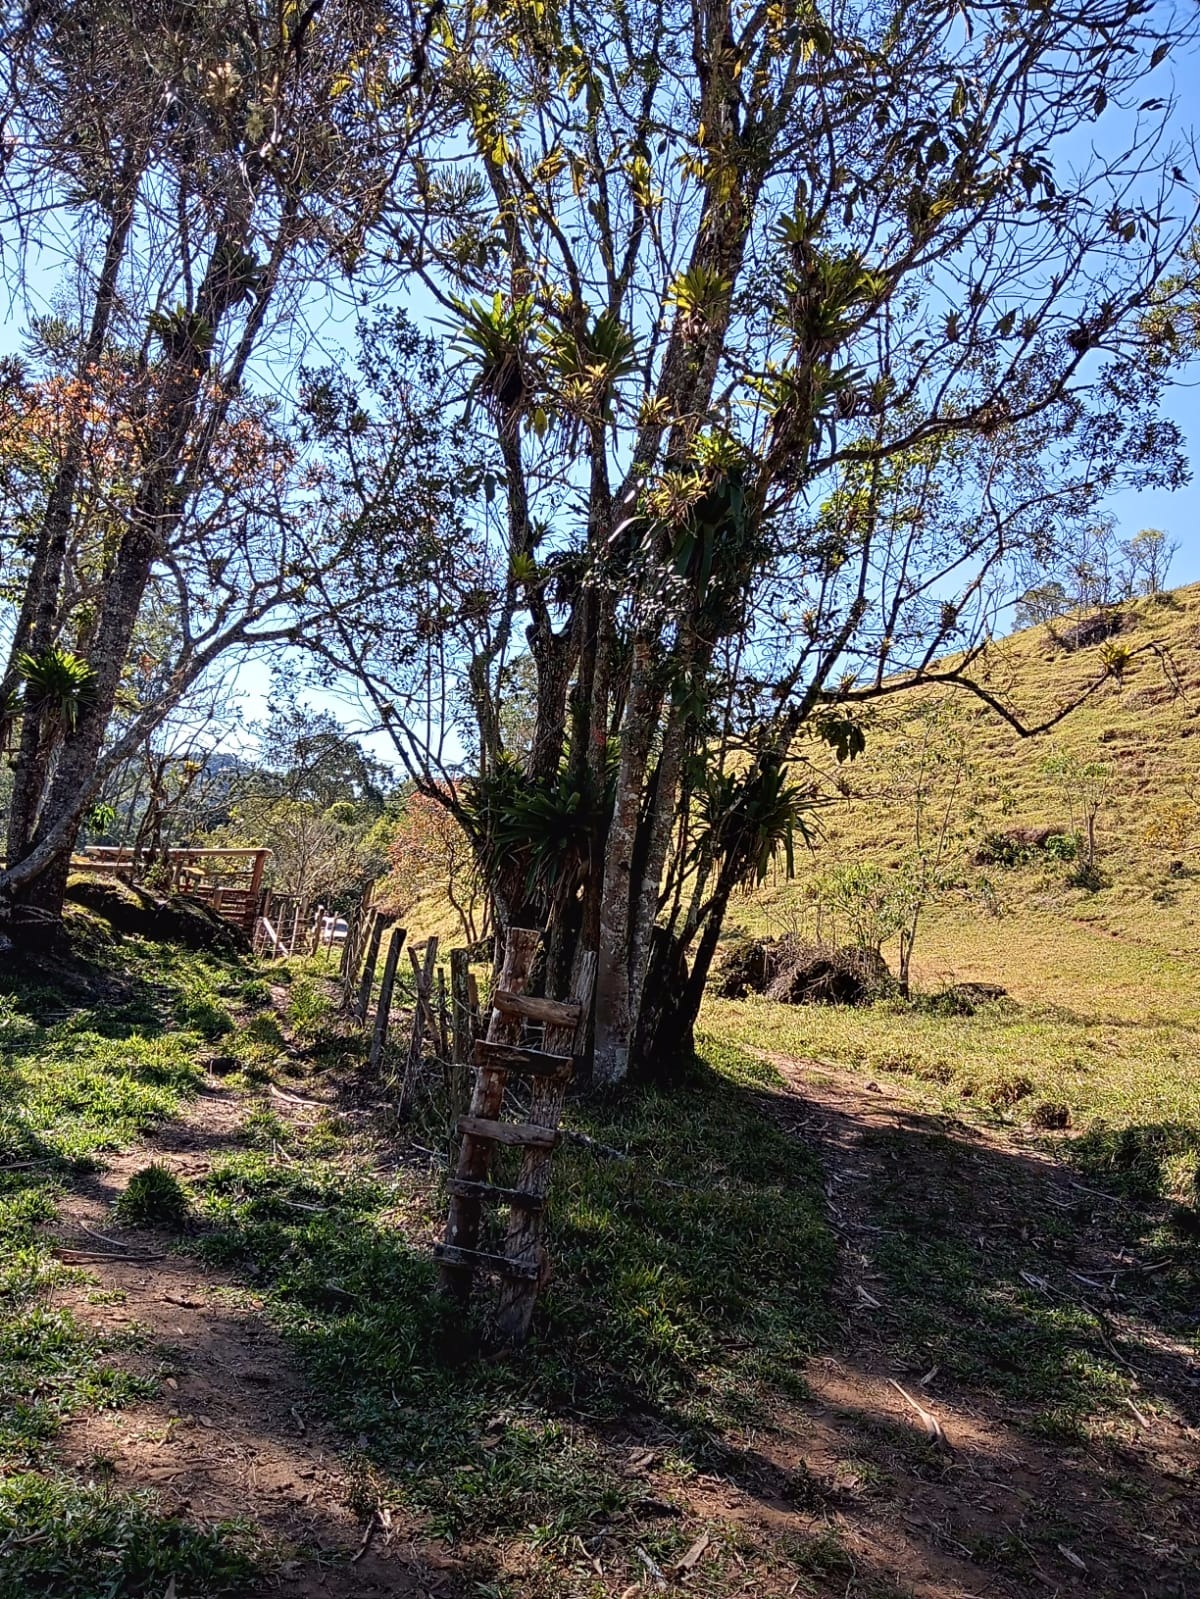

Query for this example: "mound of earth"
[713,935,891,1006]
[66,876,249,954]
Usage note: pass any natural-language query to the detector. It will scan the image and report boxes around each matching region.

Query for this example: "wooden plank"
[495,951,596,1345]
[439,928,541,1304]
[492,989,580,1028]
[432,1243,539,1282]
[457,1116,559,1150]
[446,1178,545,1211]
[472,1039,572,1078]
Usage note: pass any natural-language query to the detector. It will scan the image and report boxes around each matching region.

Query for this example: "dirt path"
[725,1055,1198,1599]
[48,1075,465,1599]
[40,1047,1197,1599]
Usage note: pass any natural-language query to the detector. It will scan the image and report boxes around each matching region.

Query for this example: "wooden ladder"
[435,927,594,1343]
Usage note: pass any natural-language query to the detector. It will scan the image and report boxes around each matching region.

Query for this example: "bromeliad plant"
[17,648,97,732]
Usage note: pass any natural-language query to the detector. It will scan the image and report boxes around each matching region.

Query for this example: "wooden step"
[473,1039,573,1078]
[457,1115,560,1150]
[491,989,581,1029]
[447,1177,545,1211]
[433,1242,539,1281]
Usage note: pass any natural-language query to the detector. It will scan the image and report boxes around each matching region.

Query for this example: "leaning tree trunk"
[4,157,143,868]
[3,229,266,935]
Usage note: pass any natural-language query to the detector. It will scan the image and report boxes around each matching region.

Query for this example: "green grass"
[192,1038,834,1557]
[0,923,265,1594]
[706,910,1200,1448]
[706,905,1200,1133]
[0,1474,259,1599]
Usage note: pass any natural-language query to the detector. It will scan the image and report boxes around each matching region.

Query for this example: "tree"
[1041,750,1114,869]
[0,0,437,934]
[888,701,972,994]
[1015,583,1071,631]
[310,0,1198,1083]
[378,789,485,944]
[1121,528,1178,597]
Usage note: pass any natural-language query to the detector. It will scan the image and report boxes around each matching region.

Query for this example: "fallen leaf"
[1058,1544,1088,1572]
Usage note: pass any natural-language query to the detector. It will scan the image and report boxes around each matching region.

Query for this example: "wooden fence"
[74,846,269,932]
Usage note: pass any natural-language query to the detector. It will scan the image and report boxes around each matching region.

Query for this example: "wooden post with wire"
[397,936,439,1116]
[368,925,407,1073]
[355,912,390,1021]
[434,928,590,1340]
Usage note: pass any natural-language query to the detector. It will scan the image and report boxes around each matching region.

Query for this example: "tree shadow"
[756,1057,1199,1596]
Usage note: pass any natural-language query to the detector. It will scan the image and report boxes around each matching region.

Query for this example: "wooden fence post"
[450,950,471,1064]
[368,926,407,1073]
[355,912,389,1021]
[437,928,540,1302]
[398,936,439,1116]
[338,904,361,982]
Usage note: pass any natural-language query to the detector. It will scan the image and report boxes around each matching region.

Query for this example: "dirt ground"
[45,1057,1197,1598]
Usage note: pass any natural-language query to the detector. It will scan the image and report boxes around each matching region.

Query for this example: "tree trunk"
[4,156,143,866]
[3,224,264,932]
[592,632,664,1086]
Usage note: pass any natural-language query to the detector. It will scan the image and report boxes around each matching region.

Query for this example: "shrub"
[113,1164,190,1230]
[1043,832,1078,861]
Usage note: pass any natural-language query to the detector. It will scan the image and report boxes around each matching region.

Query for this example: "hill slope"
[739,581,1200,964]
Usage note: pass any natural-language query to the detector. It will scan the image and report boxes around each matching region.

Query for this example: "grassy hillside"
[705,583,1200,1201]
[734,581,1200,954]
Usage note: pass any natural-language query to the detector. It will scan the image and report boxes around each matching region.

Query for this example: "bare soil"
[44,1055,1198,1598]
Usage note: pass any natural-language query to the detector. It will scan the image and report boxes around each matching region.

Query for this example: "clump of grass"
[235,978,273,1009]
[174,981,233,1040]
[239,1105,290,1151]
[242,1012,284,1048]
[113,1164,190,1231]
[983,1071,1035,1109]
[286,977,333,1042]
[0,1473,261,1598]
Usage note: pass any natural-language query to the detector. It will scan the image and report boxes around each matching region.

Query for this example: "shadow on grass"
[189,1040,837,1548]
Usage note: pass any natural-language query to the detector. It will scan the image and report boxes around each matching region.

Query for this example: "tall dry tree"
[0,0,437,932]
